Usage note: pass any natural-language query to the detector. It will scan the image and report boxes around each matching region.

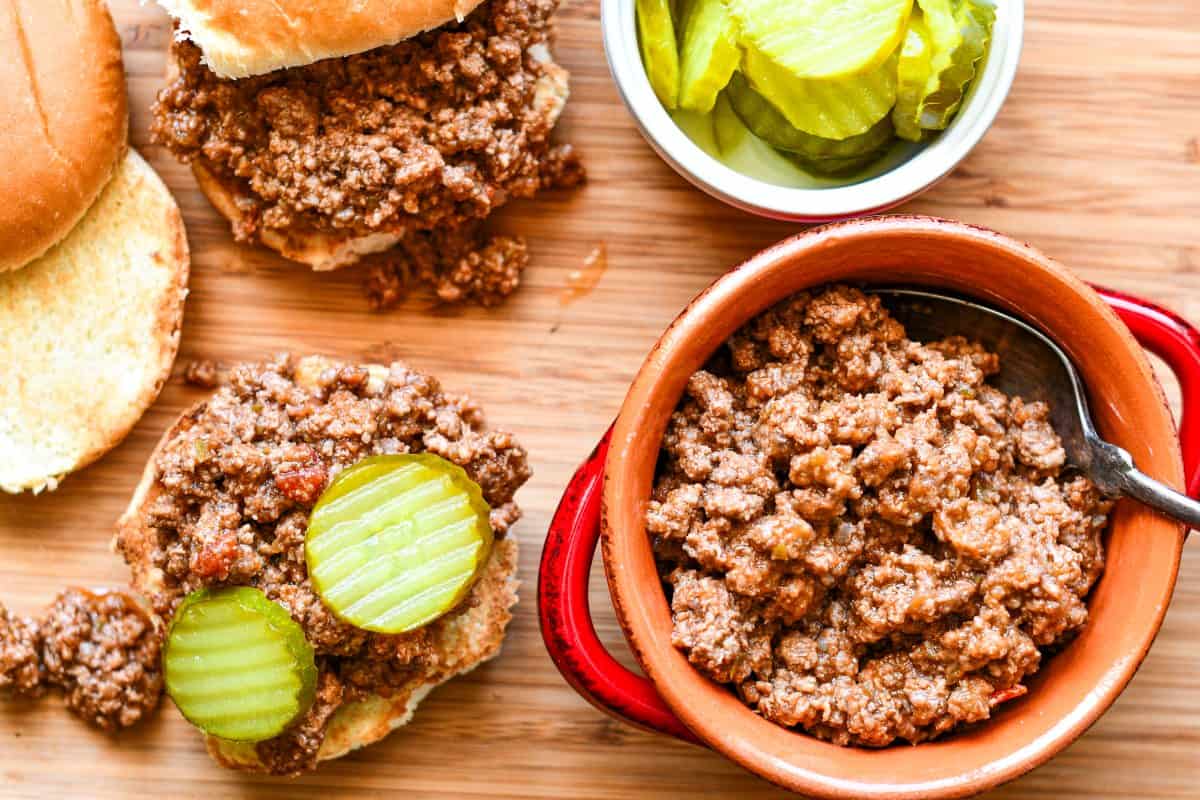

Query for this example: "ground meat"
[255,670,344,775]
[0,604,43,696]
[648,286,1112,747]
[362,223,531,310]
[35,590,163,731]
[184,359,221,388]
[116,354,529,767]
[150,0,581,247]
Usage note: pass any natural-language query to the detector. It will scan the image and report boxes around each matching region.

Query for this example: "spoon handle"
[1116,466,1200,529]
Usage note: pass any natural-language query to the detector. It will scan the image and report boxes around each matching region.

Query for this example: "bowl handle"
[537,426,701,744]
[1097,287,1200,496]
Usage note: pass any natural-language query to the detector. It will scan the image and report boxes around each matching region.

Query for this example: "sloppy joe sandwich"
[150,0,583,304]
[0,150,189,493]
[116,355,527,774]
[0,0,127,273]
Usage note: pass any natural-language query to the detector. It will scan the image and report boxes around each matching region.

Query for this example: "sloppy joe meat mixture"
[151,0,583,307]
[647,286,1112,746]
[0,589,163,732]
[115,356,530,773]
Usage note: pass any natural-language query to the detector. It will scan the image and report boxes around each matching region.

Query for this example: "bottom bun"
[206,536,519,771]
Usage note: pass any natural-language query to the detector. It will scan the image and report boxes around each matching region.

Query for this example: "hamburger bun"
[115,355,519,771]
[156,0,490,79]
[177,45,570,270]
[0,0,128,273]
[0,149,189,493]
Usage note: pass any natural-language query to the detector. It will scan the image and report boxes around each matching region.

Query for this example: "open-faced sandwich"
[115,355,528,774]
[149,0,583,307]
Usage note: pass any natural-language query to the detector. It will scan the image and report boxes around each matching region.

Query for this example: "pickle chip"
[915,0,995,130]
[726,71,895,161]
[893,8,933,141]
[742,46,899,140]
[306,454,494,635]
[637,0,682,109]
[164,587,318,743]
[712,91,750,156]
[730,0,911,81]
[677,0,741,113]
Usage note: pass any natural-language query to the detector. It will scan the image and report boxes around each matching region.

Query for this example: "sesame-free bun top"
[0,0,128,273]
[155,0,488,79]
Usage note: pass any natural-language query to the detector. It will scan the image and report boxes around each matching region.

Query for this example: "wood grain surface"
[2,0,1198,797]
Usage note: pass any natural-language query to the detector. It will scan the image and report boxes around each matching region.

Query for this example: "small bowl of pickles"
[603,0,1023,220]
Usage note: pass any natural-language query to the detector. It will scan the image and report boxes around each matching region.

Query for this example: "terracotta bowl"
[539,216,1200,798]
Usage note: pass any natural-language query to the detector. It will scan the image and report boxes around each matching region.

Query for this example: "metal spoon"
[870,287,1200,528]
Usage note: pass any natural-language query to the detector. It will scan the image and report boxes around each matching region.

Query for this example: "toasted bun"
[183,45,569,270]
[0,0,128,273]
[115,355,519,771]
[0,150,189,494]
[155,0,488,78]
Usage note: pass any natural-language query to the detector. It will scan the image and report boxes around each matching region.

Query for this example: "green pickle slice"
[726,71,895,161]
[306,454,493,634]
[164,587,318,742]
[676,0,741,113]
[915,0,995,130]
[892,8,933,141]
[742,46,899,140]
[637,0,681,109]
[712,91,750,155]
[730,0,912,80]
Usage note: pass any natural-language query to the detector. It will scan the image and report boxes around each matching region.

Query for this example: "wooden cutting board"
[1,1,1197,797]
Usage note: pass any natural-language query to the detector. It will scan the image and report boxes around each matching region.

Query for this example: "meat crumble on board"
[0,589,163,732]
[647,285,1112,747]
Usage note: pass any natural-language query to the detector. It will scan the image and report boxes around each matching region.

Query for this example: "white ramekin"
[601,0,1025,221]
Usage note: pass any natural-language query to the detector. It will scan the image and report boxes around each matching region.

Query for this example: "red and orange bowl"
[539,216,1199,798]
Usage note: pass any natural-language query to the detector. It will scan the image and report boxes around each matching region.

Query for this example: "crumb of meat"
[255,670,344,776]
[149,0,583,244]
[184,360,221,388]
[362,223,530,310]
[648,286,1113,747]
[0,604,43,696]
[116,354,530,764]
[38,589,163,732]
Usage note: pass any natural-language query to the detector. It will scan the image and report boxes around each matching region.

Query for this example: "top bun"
[0,0,128,273]
[156,0,488,78]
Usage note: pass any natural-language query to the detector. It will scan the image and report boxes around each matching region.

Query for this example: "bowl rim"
[600,0,1025,221]
[600,215,1187,798]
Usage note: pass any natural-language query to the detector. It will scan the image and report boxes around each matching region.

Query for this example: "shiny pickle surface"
[637,0,682,108]
[306,453,494,635]
[730,0,912,80]
[677,0,741,113]
[163,587,318,742]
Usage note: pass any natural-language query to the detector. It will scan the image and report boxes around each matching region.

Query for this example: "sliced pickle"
[915,0,995,130]
[730,0,912,80]
[892,8,933,141]
[676,0,741,113]
[726,71,895,160]
[784,149,883,176]
[712,91,750,155]
[742,46,899,140]
[306,453,493,635]
[637,0,681,109]
[164,587,317,742]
